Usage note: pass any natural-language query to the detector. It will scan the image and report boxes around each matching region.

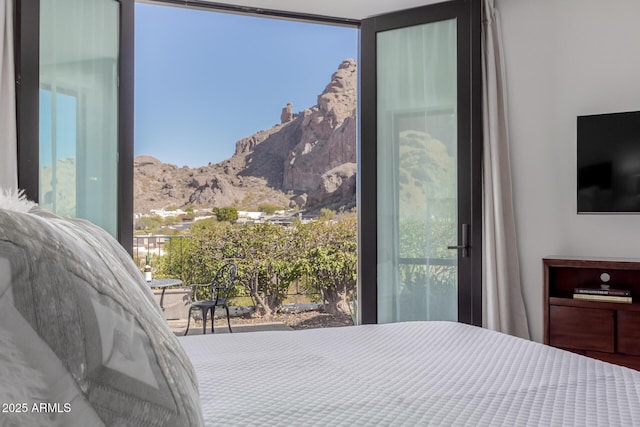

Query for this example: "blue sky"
[135,3,358,168]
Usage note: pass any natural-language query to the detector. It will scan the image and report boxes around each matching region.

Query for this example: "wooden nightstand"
[544,256,640,370]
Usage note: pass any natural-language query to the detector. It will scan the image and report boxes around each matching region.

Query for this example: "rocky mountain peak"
[317,59,357,129]
[134,60,359,214]
[280,102,294,124]
[283,59,357,197]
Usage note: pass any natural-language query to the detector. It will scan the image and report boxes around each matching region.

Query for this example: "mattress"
[179,321,640,426]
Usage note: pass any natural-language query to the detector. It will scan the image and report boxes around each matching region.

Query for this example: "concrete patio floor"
[168,319,293,336]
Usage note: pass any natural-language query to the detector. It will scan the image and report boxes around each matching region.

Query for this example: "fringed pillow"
[0,198,203,426]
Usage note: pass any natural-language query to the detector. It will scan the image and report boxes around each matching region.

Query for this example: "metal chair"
[184,262,237,335]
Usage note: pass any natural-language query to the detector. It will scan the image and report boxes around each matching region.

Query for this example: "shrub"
[299,215,357,315]
[319,208,336,221]
[163,216,179,225]
[213,207,239,222]
[135,215,163,231]
[155,214,359,317]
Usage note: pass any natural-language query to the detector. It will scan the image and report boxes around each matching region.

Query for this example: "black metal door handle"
[447,223,470,258]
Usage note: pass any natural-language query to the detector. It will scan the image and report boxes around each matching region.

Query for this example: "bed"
[2,196,640,426]
[180,321,640,427]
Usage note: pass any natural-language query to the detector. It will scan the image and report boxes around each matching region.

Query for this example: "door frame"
[14,0,481,321]
[14,0,134,254]
[14,0,356,255]
[359,0,482,325]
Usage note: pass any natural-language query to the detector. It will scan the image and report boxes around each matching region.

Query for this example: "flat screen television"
[577,110,640,213]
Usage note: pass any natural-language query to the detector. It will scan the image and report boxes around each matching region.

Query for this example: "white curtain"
[482,0,530,339]
[0,0,17,191]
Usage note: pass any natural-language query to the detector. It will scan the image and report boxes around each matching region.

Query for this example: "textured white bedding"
[179,321,640,426]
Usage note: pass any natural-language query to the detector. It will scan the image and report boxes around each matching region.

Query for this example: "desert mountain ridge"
[134,59,357,214]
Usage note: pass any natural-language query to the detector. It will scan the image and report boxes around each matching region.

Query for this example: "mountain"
[134,59,357,214]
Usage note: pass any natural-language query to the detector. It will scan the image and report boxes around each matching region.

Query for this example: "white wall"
[498,0,640,342]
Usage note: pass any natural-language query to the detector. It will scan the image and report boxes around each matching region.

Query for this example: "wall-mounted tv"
[577,110,640,213]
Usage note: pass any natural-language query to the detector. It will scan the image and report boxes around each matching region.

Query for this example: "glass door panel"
[39,88,78,217]
[376,19,458,323]
[39,0,120,236]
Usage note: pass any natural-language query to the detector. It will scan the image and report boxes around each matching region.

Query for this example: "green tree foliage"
[213,207,239,222]
[398,216,456,314]
[299,215,357,315]
[163,216,179,225]
[192,217,217,230]
[229,223,302,316]
[318,208,336,221]
[155,214,358,317]
[155,237,192,282]
[134,215,163,232]
[158,221,245,302]
[153,210,453,320]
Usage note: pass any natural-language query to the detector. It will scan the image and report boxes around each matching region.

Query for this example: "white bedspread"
[179,321,640,426]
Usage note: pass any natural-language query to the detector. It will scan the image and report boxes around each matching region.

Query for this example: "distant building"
[236,211,265,224]
[193,215,215,222]
[266,216,294,226]
[149,208,186,218]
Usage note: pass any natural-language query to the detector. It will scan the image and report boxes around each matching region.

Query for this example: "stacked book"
[573,287,632,303]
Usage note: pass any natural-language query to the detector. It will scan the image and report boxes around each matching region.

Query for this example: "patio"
[169,319,292,336]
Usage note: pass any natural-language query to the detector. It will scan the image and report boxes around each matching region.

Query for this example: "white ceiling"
[196,0,444,21]
[43,0,443,66]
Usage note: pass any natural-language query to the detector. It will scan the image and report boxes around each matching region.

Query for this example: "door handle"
[447,223,470,258]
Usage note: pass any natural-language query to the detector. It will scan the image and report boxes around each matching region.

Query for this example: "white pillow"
[0,206,203,426]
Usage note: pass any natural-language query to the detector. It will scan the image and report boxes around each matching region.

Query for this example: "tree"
[213,207,239,222]
[154,212,358,318]
[156,236,193,283]
[300,215,357,315]
[318,208,336,221]
[230,223,303,316]
[135,214,163,231]
[192,217,217,230]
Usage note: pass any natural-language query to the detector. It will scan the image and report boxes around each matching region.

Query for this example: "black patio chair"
[184,262,237,335]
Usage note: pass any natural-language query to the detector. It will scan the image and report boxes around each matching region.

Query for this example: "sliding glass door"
[360,0,482,325]
[18,0,133,250]
[39,0,120,235]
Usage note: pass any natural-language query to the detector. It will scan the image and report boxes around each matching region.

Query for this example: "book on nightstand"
[574,287,631,297]
[573,293,632,304]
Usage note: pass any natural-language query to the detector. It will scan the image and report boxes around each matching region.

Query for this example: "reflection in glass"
[377,19,458,323]
[39,89,78,217]
[39,0,119,236]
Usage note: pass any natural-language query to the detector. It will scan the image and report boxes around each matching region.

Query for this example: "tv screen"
[577,110,640,213]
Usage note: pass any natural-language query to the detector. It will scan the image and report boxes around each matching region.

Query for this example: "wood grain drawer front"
[618,311,640,355]
[549,306,614,353]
